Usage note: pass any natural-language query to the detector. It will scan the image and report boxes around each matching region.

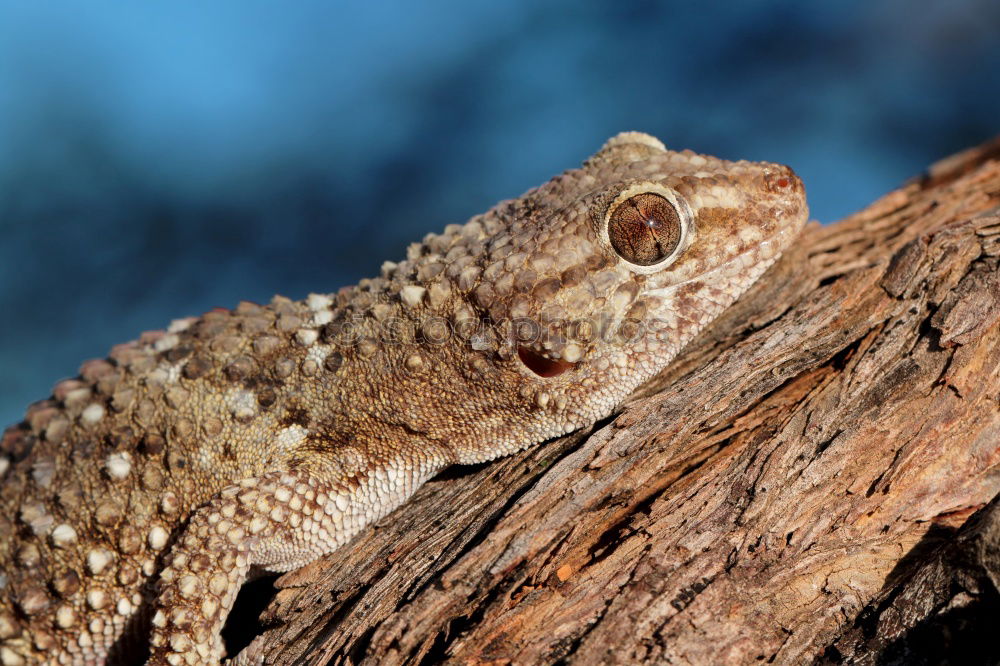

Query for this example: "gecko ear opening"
[517,346,575,378]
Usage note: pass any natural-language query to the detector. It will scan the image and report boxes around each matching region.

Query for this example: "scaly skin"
[0,132,807,665]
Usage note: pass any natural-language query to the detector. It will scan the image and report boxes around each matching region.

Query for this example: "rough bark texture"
[238,138,1000,665]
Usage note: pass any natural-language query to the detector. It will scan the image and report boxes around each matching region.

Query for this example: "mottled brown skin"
[0,132,807,665]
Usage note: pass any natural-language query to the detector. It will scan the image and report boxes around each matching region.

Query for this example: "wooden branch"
[820,493,1000,664]
[238,138,1000,665]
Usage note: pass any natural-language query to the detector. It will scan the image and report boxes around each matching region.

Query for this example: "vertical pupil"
[608,192,681,266]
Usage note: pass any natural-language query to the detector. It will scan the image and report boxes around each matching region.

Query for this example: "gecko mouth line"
[518,345,576,378]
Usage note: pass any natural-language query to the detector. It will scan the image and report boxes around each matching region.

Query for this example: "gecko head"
[379,131,807,445]
[470,131,809,430]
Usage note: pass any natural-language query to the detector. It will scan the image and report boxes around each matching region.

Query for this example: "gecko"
[0,132,807,665]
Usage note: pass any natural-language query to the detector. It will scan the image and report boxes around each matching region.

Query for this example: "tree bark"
[238,137,1000,665]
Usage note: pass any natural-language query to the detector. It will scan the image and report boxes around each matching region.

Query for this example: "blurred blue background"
[2,0,998,426]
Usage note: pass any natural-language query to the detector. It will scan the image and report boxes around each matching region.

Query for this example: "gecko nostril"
[517,346,575,378]
[765,167,801,194]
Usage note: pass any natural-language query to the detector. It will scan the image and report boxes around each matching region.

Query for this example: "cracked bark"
[235,138,1000,665]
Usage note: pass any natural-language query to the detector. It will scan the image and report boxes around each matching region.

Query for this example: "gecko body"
[0,132,807,664]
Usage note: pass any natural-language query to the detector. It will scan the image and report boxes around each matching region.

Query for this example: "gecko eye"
[603,184,691,272]
[608,193,681,265]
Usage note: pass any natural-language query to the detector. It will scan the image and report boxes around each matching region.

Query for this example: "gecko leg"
[146,452,447,665]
